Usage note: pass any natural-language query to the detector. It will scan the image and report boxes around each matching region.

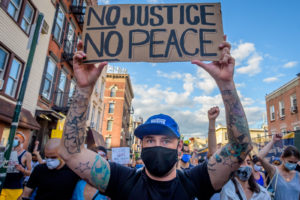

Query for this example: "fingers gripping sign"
[73,40,108,88]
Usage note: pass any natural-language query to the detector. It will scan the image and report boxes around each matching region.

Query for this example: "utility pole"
[0,14,44,191]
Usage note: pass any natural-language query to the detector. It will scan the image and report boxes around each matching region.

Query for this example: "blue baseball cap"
[134,114,180,139]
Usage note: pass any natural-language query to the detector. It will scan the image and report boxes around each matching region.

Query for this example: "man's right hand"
[73,40,107,88]
[208,106,220,121]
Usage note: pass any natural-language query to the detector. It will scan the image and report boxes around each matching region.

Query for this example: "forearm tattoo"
[208,89,252,171]
[63,88,90,154]
[91,155,110,191]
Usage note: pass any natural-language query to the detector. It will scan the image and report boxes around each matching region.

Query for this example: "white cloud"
[263,77,279,83]
[236,53,263,76]
[236,82,245,88]
[232,43,255,66]
[156,70,182,79]
[195,68,217,94]
[98,0,110,4]
[232,42,263,76]
[283,61,298,68]
[147,0,160,3]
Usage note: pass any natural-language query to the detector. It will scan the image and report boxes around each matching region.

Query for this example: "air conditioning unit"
[291,106,298,113]
[0,79,4,90]
[41,20,49,34]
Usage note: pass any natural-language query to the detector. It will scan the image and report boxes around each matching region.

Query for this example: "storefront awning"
[0,98,40,130]
[35,109,65,121]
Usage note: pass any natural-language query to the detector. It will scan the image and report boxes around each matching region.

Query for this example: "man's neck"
[145,166,177,181]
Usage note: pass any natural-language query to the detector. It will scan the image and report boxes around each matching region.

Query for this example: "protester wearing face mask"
[221,155,270,200]
[252,155,266,187]
[19,139,79,200]
[258,133,300,200]
[58,37,255,199]
[179,144,194,170]
[0,132,32,200]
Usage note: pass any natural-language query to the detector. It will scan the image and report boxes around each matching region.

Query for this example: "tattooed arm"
[207,106,220,157]
[58,40,110,192]
[192,36,252,190]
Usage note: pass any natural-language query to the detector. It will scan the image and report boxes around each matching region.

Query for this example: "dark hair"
[282,145,300,159]
[97,146,107,155]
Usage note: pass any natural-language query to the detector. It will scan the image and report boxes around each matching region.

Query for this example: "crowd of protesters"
[0,37,300,200]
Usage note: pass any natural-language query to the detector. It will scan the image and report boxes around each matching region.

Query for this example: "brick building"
[102,67,134,148]
[265,74,300,135]
[0,0,55,149]
[33,0,98,153]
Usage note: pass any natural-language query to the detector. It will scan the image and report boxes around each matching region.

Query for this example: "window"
[3,0,36,35]
[270,105,275,121]
[53,7,65,42]
[0,48,9,81]
[290,94,297,113]
[90,105,95,127]
[20,2,34,33]
[110,86,116,97]
[107,120,113,131]
[64,24,75,54]
[55,70,67,106]
[96,111,100,131]
[279,101,285,118]
[7,0,22,20]
[100,80,105,99]
[5,58,21,97]
[41,58,56,100]
[68,79,76,105]
[108,103,114,113]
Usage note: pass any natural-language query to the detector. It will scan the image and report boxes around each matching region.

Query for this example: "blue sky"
[98,0,300,138]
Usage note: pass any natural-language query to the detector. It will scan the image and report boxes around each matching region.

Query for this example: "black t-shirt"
[27,164,79,200]
[103,161,216,200]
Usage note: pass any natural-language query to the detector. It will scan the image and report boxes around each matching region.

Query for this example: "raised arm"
[192,36,253,190]
[207,106,220,157]
[257,134,282,178]
[58,41,110,192]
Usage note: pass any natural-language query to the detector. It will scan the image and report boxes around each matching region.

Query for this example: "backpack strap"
[176,169,197,198]
[231,177,243,200]
[120,169,143,199]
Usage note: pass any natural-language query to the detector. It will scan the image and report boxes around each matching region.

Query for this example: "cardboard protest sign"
[82,3,224,63]
[111,147,130,164]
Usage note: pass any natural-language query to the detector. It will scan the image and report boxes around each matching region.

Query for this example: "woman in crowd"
[258,134,300,200]
[220,155,270,200]
[252,155,266,187]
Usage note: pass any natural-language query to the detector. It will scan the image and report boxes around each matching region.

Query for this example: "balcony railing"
[70,5,86,28]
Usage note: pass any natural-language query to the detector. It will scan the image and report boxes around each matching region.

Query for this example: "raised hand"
[208,106,220,121]
[192,35,235,87]
[272,133,283,143]
[73,40,108,88]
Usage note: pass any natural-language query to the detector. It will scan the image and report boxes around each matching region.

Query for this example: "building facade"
[265,74,300,135]
[0,0,55,149]
[33,0,98,153]
[102,67,134,148]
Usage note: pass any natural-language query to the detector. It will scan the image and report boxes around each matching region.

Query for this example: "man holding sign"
[58,30,252,199]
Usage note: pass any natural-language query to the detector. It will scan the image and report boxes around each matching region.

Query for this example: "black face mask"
[141,146,178,177]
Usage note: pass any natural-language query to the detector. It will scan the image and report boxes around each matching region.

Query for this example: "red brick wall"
[266,78,300,134]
